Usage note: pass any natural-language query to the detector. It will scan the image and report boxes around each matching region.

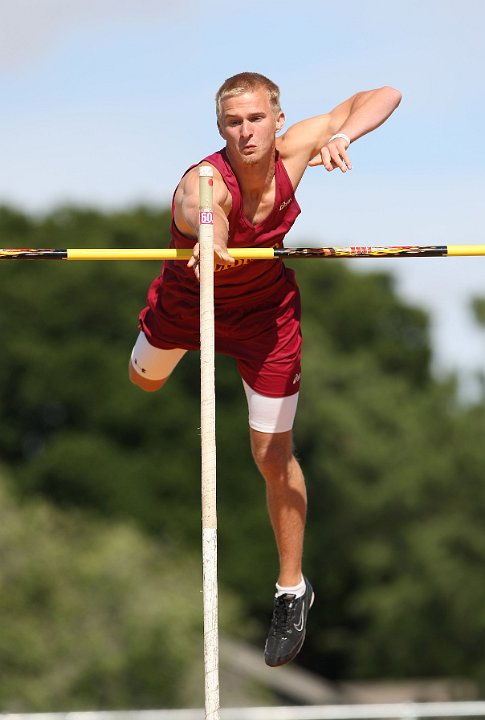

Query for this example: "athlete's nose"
[240,120,253,137]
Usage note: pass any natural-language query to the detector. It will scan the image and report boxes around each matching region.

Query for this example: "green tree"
[2,204,485,689]
[0,470,245,710]
[471,296,485,327]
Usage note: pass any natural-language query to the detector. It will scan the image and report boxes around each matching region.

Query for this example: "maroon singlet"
[139,148,303,397]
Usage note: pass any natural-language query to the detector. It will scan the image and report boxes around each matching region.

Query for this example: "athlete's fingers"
[332,150,351,172]
[187,242,200,267]
[307,153,322,167]
[341,147,352,171]
[187,242,200,279]
[188,242,235,280]
[214,246,235,266]
[308,148,334,171]
[328,146,346,172]
[327,138,352,173]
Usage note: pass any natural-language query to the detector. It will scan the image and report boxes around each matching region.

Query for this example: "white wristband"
[328,133,351,148]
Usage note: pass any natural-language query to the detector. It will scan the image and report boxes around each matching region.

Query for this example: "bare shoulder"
[277,114,333,159]
[174,163,232,235]
[175,163,231,209]
[276,114,334,186]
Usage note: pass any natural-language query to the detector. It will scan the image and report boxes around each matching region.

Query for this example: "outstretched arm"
[173,163,234,279]
[278,86,402,184]
[310,85,402,170]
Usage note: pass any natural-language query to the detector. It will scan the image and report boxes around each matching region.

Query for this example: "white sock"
[275,576,306,599]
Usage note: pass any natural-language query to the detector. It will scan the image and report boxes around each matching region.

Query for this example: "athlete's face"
[218,88,285,165]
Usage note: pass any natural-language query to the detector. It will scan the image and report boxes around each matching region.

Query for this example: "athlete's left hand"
[308,137,352,172]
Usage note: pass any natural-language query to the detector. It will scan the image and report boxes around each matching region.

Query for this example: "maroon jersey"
[139,148,303,397]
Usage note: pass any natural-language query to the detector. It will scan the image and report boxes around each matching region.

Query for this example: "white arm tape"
[328,133,351,147]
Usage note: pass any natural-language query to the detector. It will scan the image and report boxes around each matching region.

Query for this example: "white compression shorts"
[130,332,299,433]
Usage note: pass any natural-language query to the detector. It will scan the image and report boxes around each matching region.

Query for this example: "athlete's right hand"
[188,242,235,280]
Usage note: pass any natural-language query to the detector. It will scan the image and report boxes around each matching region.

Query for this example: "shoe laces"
[271,594,297,635]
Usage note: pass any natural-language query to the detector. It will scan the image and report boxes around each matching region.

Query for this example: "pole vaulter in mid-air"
[3,73,485,720]
[126,72,402,673]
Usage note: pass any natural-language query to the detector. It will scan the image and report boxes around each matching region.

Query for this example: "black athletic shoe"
[264,577,314,667]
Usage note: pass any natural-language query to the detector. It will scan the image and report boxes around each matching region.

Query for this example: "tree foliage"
[1,204,485,705]
[0,470,246,710]
[471,295,485,328]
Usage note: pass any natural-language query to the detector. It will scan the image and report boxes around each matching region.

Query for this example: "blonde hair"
[215,72,281,123]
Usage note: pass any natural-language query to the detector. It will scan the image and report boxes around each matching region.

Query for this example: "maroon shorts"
[139,271,302,398]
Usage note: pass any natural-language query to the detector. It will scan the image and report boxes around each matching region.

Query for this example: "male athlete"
[129,72,401,667]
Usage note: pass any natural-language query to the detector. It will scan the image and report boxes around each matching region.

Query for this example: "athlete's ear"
[275,111,285,133]
[217,121,225,139]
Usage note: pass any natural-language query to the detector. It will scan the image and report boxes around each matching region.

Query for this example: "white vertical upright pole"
[198,165,220,720]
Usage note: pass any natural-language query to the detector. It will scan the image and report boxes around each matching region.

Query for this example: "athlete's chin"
[228,146,262,166]
[240,155,259,166]
[239,148,261,164]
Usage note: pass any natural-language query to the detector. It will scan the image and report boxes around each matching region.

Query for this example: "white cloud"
[0,0,192,70]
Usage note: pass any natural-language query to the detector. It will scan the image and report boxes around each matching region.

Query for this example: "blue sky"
[1,0,485,395]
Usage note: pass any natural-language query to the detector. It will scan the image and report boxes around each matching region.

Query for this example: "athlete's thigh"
[242,379,299,433]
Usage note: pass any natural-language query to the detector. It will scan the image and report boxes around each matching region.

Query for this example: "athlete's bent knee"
[128,361,167,392]
[128,333,187,392]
